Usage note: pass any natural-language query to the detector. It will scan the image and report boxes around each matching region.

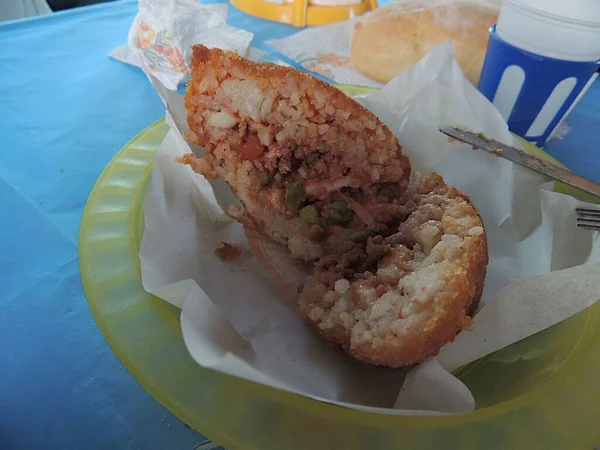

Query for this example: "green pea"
[285,180,305,209]
[259,171,273,187]
[331,199,349,211]
[300,205,320,225]
[328,200,354,224]
[329,209,351,224]
[305,153,318,166]
[344,229,372,242]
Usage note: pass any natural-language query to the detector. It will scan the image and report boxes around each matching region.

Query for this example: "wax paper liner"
[139,34,600,414]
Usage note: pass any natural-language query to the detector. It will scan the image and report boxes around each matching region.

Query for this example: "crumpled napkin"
[109,0,253,90]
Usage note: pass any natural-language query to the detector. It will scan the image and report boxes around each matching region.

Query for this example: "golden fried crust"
[185,45,411,183]
[187,44,398,132]
[188,45,398,134]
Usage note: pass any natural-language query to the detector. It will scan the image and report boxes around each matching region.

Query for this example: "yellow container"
[230,0,377,27]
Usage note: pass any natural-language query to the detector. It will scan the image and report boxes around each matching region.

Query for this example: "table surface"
[1,1,598,449]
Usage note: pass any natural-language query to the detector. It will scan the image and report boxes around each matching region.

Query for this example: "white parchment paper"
[139,39,600,414]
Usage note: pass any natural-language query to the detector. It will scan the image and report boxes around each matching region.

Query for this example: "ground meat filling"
[195,112,409,221]
[311,187,443,291]
[196,96,412,257]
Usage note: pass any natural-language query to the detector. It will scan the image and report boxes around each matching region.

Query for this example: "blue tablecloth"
[0,1,598,449]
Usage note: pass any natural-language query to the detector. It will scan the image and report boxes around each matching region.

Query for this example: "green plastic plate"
[79,86,600,450]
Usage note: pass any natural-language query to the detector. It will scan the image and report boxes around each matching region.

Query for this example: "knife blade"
[439,126,600,198]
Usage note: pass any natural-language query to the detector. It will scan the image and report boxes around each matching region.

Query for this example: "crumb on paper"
[462,316,473,331]
[215,241,242,261]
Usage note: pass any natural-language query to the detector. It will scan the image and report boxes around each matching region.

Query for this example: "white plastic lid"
[507,0,600,26]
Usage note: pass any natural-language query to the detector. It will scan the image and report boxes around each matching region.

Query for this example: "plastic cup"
[478,0,600,147]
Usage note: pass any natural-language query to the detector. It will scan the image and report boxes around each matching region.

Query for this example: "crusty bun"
[350,1,498,86]
[183,45,488,367]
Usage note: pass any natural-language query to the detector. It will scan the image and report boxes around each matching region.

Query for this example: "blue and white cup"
[478,0,600,148]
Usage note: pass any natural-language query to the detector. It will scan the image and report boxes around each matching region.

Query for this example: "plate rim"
[79,116,600,449]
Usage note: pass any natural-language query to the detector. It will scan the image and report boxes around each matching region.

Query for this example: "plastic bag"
[110,0,253,90]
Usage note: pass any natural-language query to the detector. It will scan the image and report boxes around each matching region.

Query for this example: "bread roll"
[350,1,499,86]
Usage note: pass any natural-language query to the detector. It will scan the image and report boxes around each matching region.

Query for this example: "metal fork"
[576,208,600,231]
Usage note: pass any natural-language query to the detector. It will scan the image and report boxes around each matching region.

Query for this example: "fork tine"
[576,207,600,231]
[576,207,600,217]
[577,219,600,225]
[577,223,600,231]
